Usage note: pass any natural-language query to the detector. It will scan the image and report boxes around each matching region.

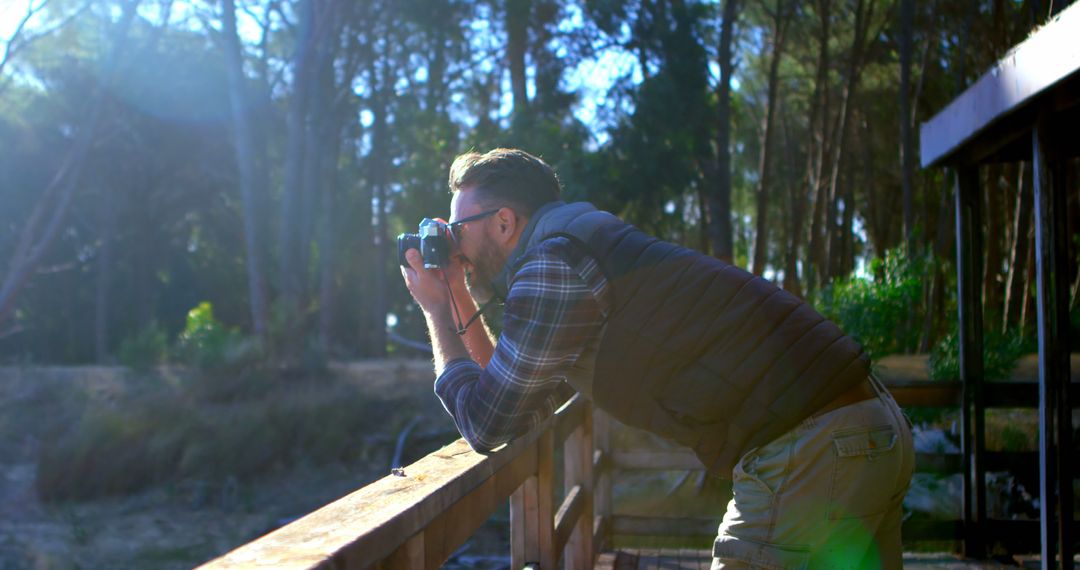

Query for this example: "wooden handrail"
[199,378,1017,569]
[198,395,598,570]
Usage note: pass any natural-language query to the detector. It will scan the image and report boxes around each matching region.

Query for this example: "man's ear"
[494,207,519,243]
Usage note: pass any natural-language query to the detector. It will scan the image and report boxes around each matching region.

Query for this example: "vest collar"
[491,200,566,301]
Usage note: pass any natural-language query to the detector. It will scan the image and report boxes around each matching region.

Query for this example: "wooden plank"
[888,382,962,407]
[611,515,718,538]
[421,508,447,570]
[919,3,1080,167]
[593,409,613,555]
[554,484,584,556]
[554,395,587,444]
[560,408,595,569]
[426,476,498,566]
[537,429,557,570]
[613,450,704,471]
[1033,118,1074,569]
[593,515,607,559]
[199,396,583,570]
[579,406,594,569]
[379,532,424,570]
[514,475,541,568]
[495,440,538,499]
[564,425,586,570]
[915,451,1080,476]
[902,519,963,541]
[902,518,1064,550]
[888,380,1080,408]
[510,483,527,570]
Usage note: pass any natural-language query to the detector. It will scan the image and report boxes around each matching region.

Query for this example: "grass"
[25,364,447,503]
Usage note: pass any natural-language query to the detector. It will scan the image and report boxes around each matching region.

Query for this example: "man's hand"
[400,246,471,376]
[400,248,452,316]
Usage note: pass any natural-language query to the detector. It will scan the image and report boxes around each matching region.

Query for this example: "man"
[400,148,914,569]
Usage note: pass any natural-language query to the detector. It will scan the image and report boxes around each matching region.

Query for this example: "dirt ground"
[0,360,465,570]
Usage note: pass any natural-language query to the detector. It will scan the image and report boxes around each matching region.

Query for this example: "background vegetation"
[3,0,1077,371]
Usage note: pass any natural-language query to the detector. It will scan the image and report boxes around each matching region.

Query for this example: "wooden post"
[537,429,557,569]
[1032,119,1073,570]
[593,408,613,554]
[954,165,986,559]
[563,408,595,569]
[511,442,539,570]
[580,406,594,568]
[379,532,424,569]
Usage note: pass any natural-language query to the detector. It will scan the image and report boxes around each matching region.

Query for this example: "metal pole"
[954,165,986,558]
[1032,120,1073,569]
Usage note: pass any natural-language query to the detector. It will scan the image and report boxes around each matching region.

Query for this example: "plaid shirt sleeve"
[434,237,607,451]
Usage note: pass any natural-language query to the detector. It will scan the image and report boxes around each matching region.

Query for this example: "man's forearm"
[424,304,472,376]
[451,285,495,367]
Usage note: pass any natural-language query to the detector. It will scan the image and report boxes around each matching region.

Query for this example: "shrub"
[175,302,235,369]
[36,381,384,502]
[928,326,1030,381]
[815,247,925,358]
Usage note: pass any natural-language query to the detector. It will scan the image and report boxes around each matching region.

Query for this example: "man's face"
[449,189,509,303]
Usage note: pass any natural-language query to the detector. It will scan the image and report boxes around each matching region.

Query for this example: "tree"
[750,0,793,275]
[219,0,270,340]
[0,0,138,329]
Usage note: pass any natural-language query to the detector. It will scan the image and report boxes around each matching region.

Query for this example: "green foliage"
[815,247,925,358]
[117,322,169,369]
[928,326,1031,382]
[175,302,248,370]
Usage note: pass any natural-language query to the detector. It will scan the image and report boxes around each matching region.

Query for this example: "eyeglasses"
[448,208,501,242]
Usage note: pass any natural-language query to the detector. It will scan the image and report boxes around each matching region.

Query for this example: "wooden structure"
[198,368,1071,569]
[920,2,1080,567]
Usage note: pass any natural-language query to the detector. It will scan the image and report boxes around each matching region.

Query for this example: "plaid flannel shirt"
[434,237,610,451]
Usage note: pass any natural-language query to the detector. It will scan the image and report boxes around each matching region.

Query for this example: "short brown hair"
[448,148,562,217]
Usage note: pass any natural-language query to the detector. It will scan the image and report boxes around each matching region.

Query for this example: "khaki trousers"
[711,376,915,569]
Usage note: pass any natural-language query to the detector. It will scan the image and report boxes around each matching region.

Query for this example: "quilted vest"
[494,201,870,476]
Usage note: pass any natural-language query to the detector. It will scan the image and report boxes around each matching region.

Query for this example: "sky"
[0,0,647,146]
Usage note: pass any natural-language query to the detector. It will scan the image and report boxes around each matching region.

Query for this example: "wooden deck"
[596,549,1045,569]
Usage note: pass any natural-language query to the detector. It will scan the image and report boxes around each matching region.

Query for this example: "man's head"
[447,148,562,302]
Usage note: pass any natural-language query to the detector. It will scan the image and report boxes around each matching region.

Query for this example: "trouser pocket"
[828,424,900,519]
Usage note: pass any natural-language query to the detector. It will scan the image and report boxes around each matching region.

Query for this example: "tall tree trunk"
[221,0,270,339]
[707,0,739,263]
[1003,162,1031,332]
[824,0,872,281]
[368,59,392,358]
[805,0,831,294]
[920,184,954,351]
[0,1,138,327]
[983,164,1004,319]
[782,110,805,296]
[506,0,530,115]
[427,14,447,114]
[751,0,791,275]
[1019,217,1036,334]
[300,9,338,302]
[279,0,316,331]
[317,123,343,350]
[899,0,915,252]
[94,196,117,362]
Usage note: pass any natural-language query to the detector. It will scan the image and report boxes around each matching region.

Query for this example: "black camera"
[397,218,450,269]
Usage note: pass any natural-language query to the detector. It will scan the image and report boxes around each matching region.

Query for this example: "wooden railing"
[199,377,1075,568]
[198,394,603,569]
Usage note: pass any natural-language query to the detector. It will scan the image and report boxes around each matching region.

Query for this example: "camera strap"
[445,278,495,336]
